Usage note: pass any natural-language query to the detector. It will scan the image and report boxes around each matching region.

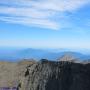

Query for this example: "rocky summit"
[0,59,90,90]
[19,60,90,90]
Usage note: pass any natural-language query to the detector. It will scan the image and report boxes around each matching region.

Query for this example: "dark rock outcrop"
[20,60,90,90]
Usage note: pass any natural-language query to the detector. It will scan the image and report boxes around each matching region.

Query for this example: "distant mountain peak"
[59,53,76,61]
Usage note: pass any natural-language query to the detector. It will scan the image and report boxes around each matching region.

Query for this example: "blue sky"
[0,0,90,49]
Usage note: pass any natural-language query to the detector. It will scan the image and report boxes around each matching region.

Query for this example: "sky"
[0,0,90,49]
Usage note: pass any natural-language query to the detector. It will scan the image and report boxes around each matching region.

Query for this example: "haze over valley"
[0,47,90,62]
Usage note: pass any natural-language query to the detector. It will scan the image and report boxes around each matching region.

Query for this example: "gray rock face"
[20,60,90,90]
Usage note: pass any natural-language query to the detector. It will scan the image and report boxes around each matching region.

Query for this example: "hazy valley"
[0,48,90,61]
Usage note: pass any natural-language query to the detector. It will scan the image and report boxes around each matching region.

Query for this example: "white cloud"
[30,0,90,12]
[0,7,52,18]
[0,0,89,30]
[0,16,59,30]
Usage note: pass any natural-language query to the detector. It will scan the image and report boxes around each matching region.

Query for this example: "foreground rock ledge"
[19,60,90,90]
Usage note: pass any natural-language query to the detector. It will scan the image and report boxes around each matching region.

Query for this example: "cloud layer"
[0,0,90,30]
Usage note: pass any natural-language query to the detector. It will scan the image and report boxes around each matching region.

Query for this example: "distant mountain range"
[0,48,90,61]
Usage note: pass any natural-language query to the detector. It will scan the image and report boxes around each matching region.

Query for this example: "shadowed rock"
[20,60,90,90]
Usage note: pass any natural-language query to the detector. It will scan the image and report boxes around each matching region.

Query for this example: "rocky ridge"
[19,60,90,90]
[0,58,90,90]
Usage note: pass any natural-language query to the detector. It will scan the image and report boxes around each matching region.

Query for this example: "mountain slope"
[0,60,36,88]
[0,59,90,90]
[19,60,90,90]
